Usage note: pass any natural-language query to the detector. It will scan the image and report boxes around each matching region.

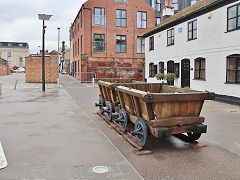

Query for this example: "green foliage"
[155,73,165,80]
[184,86,190,90]
[165,73,177,84]
[139,66,143,72]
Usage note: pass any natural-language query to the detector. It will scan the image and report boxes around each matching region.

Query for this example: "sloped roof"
[144,0,237,37]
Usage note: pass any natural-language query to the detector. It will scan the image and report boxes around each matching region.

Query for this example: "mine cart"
[95,80,163,121]
[94,78,136,83]
[114,85,215,147]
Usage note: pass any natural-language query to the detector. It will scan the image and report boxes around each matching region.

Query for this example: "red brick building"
[0,65,10,76]
[71,0,156,80]
[25,50,58,83]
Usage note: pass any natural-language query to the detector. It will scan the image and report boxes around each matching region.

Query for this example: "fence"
[74,72,96,84]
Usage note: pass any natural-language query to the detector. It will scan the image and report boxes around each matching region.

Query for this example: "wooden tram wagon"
[114,85,215,147]
[95,79,162,121]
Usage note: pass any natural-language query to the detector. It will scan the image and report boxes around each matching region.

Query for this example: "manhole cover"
[92,166,109,174]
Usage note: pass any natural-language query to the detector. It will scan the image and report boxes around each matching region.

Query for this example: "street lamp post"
[57,27,60,86]
[38,14,52,92]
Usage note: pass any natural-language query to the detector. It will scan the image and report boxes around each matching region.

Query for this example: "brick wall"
[25,53,58,83]
[78,56,144,81]
[0,65,10,76]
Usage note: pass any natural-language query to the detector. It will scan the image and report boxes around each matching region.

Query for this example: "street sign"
[0,142,7,169]
[51,60,57,65]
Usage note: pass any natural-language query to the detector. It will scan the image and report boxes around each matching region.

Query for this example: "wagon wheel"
[106,101,113,121]
[115,108,129,132]
[95,96,104,114]
[132,118,148,147]
[187,132,201,141]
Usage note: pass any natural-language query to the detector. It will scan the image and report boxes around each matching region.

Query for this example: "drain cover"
[92,166,109,174]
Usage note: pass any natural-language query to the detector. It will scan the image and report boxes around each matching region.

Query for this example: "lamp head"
[38,14,52,21]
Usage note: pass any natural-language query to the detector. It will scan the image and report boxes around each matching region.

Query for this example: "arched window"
[159,62,164,74]
[167,60,174,73]
[149,62,154,77]
[194,57,205,80]
[226,54,240,83]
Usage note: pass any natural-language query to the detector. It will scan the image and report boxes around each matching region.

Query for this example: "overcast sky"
[0,0,86,54]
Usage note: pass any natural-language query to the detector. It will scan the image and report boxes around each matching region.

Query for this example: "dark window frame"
[227,3,240,32]
[174,63,179,77]
[94,7,105,26]
[167,60,174,73]
[156,0,161,12]
[226,55,240,83]
[149,62,155,77]
[159,62,164,74]
[194,58,206,80]
[188,19,197,41]
[93,34,105,52]
[137,11,147,29]
[167,28,174,46]
[149,36,154,51]
[116,9,127,27]
[116,35,127,53]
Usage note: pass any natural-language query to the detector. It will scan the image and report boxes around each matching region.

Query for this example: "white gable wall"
[145,0,240,98]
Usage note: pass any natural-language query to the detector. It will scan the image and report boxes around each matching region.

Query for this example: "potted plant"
[155,73,165,82]
[165,73,176,85]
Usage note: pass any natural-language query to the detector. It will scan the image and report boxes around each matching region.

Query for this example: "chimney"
[162,0,175,20]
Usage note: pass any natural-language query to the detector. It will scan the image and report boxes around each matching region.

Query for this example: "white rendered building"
[144,0,240,105]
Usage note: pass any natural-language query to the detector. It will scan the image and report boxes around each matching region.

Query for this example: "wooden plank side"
[150,116,205,127]
[117,91,125,109]
[179,101,189,117]
[154,102,163,119]
[132,96,142,117]
[123,93,135,115]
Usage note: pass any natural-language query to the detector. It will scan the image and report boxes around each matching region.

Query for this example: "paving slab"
[0,74,142,180]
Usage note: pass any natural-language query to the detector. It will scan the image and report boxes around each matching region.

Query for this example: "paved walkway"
[0,74,142,180]
[60,75,240,180]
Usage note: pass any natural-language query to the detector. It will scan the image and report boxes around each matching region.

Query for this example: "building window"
[159,62,164,74]
[19,44,23,47]
[167,28,174,46]
[137,37,145,53]
[137,11,147,29]
[226,55,240,83]
[19,57,23,62]
[116,35,126,53]
[167,60,174,73]
[116,9,126,27]
[174,63,179,77]
[188,19,197,40]
[78,15,79,31]
[78,38,79,55]
[94,34,105,52]
[94,8,105,26]
[227,4,240,31]
[7,51,11,57]
[81,35,83,53]
[172,0,178,12]
[8,43,11,46]
[156,17,161,25]
[149,63,154,77]
[116,0,127,3]
[194,58,205,80]
[156,0,161,12]
[149,36,154,51]
[81,12,82,27]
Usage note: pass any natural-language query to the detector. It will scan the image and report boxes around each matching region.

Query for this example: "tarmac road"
[61,75,240,180]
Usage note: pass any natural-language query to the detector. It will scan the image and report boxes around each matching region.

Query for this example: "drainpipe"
[83,7,92,57]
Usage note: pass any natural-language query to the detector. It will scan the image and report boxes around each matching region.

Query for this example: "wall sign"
[51,60,57,65]
[178,28,183,33]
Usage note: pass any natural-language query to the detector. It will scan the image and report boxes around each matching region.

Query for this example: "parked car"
[14,67,25,73]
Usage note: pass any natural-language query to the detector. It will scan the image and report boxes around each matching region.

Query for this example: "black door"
[181,59,190,88]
